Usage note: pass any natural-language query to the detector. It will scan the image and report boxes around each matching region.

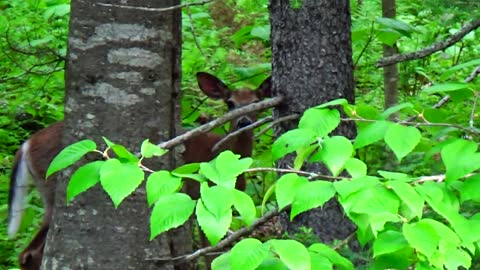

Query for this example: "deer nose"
[237,117,252,128]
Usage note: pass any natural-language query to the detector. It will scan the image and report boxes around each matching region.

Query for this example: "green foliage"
[2,0,480,269]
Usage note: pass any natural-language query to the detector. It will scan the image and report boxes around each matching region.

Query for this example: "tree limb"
[158,96,284,149]
[97,0,215,12]
[376,19,480,67]
[211,116,273,153]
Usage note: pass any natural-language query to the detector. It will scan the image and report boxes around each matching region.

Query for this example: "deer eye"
[226,100,235,110]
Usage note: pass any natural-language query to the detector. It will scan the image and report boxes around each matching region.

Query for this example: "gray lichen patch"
[110,72,144,83]
[70,23,160,50]
[82,83,142,107]
[140,88,156,95]
[96,23,159,41]
[108,48,162,68]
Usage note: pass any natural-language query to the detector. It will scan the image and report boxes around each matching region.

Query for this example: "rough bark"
[42,0,187,269]
[382,0,399,112]
[269,0,357,244]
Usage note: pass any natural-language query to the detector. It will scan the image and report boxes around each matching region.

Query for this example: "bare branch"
[343,117,480,136]
[158,96,284,149]
[211,116,273,153]
[256,114,300,138]
[185,0,206,58]
[376,19,480,67]
[97,0,215,12]
[181,208,279,263]
[147,208,280,263]
[246,167,344,181]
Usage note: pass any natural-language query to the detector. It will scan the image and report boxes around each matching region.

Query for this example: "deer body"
[8,121,63,270]
[8,72,270,270]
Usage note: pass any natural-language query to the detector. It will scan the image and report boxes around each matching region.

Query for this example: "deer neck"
[228,129,254,158]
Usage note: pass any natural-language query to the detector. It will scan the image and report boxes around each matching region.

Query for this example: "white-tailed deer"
[8,72,270,270]
[8,121,63,270]
[183,72,271,268]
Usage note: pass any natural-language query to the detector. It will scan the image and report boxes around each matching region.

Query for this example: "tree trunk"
[269,0,357,245]
[382,0,399,112]
[42,1,187,269]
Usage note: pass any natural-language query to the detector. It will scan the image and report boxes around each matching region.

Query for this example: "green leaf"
[275,174,308,210]
[376,29,402,46]
[354,121,391,149]
[291,181,336,220]
[376,17,415,37]
[200,151,252,187]
[172,163,200,174]
[309,243,354,270]
[423,82,470,94]
[100,159,145,208]
[309,254,332,270]
[146,171,182,206]
[299,108,340,137]
[67,161,104,203]
[140,139,168,158]
[459,174,480,202]
[403,219,465,268]
[314,98,348,109]
[311,136,353,175]
[196,199,232,245]
[272,128,316,161]
[110,144,139,163]
[379,103,413,119]
[384,124,421,161]
[378,170,411,181]
[373,230,409,257]
[233,190,256,226]
[150,193,195,240]
[251,25,270,41]
[201,185,234,220]
[344,158,367,178]
[441,139,480,183]
[231,239,269,270]
[388,180,424,219]
[102,136,115,147]
[334,176,380,200]
[271,240,310,270]
[46,139,97,177]
[212,252,231,270]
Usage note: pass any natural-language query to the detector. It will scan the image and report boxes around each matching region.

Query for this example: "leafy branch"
[376,19,480,67]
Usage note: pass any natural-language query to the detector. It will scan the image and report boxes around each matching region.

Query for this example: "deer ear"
[256,76,272,99]
[196,72,230,100]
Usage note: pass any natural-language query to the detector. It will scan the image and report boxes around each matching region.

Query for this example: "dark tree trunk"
[269,0,357,244]
[42,0,188,269]
[382,0,399,112]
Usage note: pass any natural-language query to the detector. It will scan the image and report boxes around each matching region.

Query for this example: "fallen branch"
[376,19,480,67]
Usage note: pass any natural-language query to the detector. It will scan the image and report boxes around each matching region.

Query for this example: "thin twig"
[149,208,280,263]
[158,96,284,150]
[97,0,215,12]
[414,173,476,184]
[256,114,300,138]
[211,116,273,153]
[344,117,480,136]
[404,65,480,122]
[376,19,480,67]
[245,167,344,181]
[354,22,375,67]
[470,93,479,129]
[185,0,206,58]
